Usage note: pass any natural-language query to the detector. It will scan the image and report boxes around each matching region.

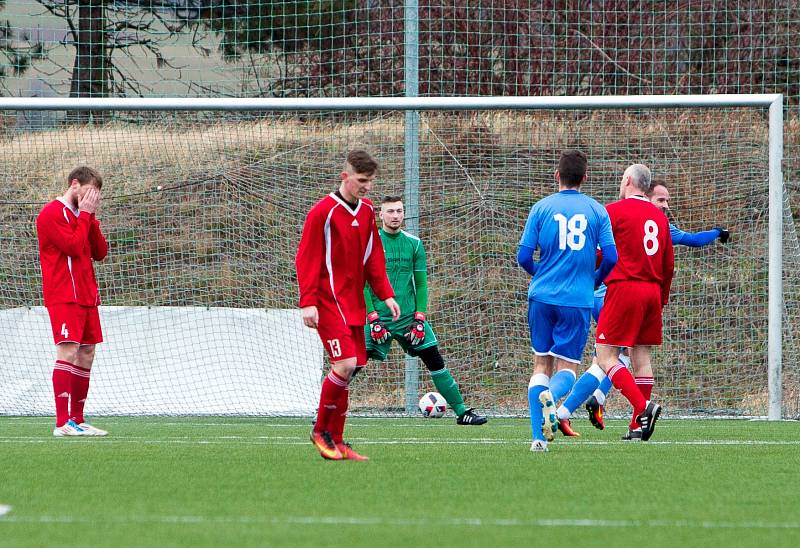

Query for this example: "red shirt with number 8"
[602,196,674,306]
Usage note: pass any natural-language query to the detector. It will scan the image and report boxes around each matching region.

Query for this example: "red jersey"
[296,193,394,326]
[604,196,674,305]
[36,198,108,307]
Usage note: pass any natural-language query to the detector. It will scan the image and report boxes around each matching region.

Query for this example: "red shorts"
[595,281,663,347]
[316,317,367,365]
[47,304,104,346]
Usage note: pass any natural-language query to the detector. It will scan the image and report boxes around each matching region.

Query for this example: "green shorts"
[365,315,438,360]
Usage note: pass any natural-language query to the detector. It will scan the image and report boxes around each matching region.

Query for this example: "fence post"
[403,0,420,415]
[768,95,784,420]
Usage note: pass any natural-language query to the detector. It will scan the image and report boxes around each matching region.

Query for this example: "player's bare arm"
[384,297,400,321]
[301,305,319,328]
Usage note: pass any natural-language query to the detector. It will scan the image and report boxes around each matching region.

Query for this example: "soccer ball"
[418,392,447,418]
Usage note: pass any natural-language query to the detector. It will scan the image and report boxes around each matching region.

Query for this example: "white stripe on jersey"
[328,192,362,216]
[363,232,373,265]
[400,229,421,242]
[61,206,78,300]
[323,205,348,324]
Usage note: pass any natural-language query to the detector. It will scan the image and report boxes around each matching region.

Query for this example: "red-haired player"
[36,166,108,437]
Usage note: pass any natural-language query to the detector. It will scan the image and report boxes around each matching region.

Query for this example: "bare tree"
[69,0,107,100]
[35,0,198,99]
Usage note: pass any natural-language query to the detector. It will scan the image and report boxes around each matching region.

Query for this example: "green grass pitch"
[1,417,799,547]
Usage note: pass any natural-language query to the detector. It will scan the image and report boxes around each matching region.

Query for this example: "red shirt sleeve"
[295,206,325,308]
[363,214,394,301]
[89,216,108,261]
[36,207,92,258]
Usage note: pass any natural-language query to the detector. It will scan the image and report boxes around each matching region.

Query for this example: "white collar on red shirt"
[56,196,79,216]
[329,192,362,216]
[628,195,649,202]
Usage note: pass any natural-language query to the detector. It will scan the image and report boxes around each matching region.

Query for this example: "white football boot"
[539,390,558,442]
[53,419,86,437]
[77,422,108,436]
[530,439,548,452]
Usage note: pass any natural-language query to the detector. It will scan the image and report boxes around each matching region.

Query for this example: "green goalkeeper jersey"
[365,228,428,320]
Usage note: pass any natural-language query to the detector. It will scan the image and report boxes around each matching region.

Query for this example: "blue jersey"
[594,284,607,299]
[594,222,720,300]
[519,190,614,308]
[670,224,721,247]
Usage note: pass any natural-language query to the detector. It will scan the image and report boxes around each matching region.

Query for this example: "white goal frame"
[0,93,784,419]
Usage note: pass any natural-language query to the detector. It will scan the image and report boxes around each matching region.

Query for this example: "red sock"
[329,387,349,444]
[608,364,646,429]
[52,360,73,427]
[313,371,348,434]
[635,376,654,400]
[70,365,92,424]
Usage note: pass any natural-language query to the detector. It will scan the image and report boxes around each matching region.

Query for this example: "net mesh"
[0,105,795,418]
[2,2,796,99]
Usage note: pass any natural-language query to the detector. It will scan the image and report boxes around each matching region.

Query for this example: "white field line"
[0,418,786,428]
[0,505,11,517]
[0,514,799,530]
[0,436,799,447]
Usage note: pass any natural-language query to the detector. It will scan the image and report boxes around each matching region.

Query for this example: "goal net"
[0,96,794,419]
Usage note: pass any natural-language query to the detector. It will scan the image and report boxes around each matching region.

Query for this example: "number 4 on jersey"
[60,323,69,338]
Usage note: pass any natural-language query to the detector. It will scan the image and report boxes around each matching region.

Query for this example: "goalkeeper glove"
[714,227,730,244]
[404,312,426,346]
[367,311,390,344]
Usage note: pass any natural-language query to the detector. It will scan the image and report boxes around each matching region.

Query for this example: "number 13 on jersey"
[326,339,342,358]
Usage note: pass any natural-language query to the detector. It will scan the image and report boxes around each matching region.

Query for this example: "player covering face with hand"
[36,166,109,437]
[364,196,487,425]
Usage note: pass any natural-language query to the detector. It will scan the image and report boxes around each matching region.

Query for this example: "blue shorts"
[592,295,605,323]
[528,300,591,364]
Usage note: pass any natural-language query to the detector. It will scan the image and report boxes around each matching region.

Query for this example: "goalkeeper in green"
[364,196,487,425]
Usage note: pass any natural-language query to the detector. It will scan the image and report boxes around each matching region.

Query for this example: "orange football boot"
[310,430,343,460]
[336,442,369,461]
[558,418,581,437]
[586,396,605,430]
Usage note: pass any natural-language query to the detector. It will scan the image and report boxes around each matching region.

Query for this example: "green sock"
[431,368,466,416]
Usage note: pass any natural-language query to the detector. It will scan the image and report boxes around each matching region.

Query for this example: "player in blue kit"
[517,150,617,452]
[554,180,730,435]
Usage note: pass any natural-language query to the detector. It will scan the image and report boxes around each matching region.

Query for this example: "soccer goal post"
[0,94,789,420]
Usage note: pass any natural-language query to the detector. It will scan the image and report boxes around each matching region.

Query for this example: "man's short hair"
[647,180,667,197]
[381,195,403,204]
[67,166,103,190]
[625,164,652,193]
[558,150,588,186]
[345,149,379,176]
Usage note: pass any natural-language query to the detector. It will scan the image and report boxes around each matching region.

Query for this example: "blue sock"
[598,375,613,397]
[528,373,549,441]
[549,369,576,402]
[597,353,628,399]
[561,364,604,415]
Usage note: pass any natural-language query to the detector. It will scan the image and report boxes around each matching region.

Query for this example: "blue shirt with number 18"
[518,189,615,308]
